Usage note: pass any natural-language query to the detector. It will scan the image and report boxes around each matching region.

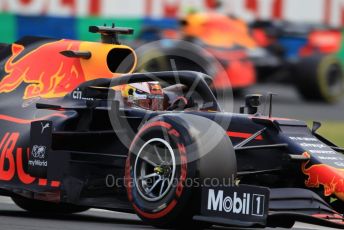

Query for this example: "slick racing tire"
[295,55,344,103]
[12,196,89,214]
[125,114,236,229]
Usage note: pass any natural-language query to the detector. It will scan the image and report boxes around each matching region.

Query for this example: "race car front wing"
[194,185,344,228]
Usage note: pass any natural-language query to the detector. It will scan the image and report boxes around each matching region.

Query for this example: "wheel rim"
[134,138,176,202]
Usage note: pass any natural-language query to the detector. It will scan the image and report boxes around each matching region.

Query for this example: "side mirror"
[240,94,263,115]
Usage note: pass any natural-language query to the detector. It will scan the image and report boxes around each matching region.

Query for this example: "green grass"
[0,13,16,43]
[310,121,344,147]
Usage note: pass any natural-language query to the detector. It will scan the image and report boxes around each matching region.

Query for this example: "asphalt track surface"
[230,84,344,121]
[0,84,343,230]
[0,196,339,230]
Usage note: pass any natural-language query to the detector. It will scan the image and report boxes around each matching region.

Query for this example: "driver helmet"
[121,82,164,111]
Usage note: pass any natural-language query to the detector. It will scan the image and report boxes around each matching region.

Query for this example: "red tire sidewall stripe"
[125,120,188,220]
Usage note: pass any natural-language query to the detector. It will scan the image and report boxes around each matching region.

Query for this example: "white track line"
[0,196,14,204]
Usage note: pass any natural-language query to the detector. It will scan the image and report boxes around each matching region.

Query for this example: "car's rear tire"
[12,196,89,214]
[125,114,236,229]
[295,55,344,103]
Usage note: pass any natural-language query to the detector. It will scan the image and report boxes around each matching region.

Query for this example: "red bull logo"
[0,40,85,99]
[302,152,344,201]
[0,132,60,187]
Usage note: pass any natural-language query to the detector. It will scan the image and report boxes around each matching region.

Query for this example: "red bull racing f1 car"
[0,25,343,229]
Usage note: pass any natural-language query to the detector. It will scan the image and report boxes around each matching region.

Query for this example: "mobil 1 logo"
[201,185,269,224]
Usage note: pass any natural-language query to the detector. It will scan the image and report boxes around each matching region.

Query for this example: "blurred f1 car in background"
[136,12,344,103]
[251,19,344,103]
[0,25,344,229]
[134,13,257,93]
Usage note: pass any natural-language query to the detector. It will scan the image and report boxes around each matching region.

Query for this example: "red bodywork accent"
[16,148,35,184]
[227,131,263,140]
[252,29,273,47]
[0,113,67,124]
[0,132,17,181]
[300,30,342,57]
[38,179,48,186]
[0,113,68,188]
[0,132,61,188]
[208,48,256,89]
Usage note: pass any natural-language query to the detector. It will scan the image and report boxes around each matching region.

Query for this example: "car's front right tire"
[125,114,236,229]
